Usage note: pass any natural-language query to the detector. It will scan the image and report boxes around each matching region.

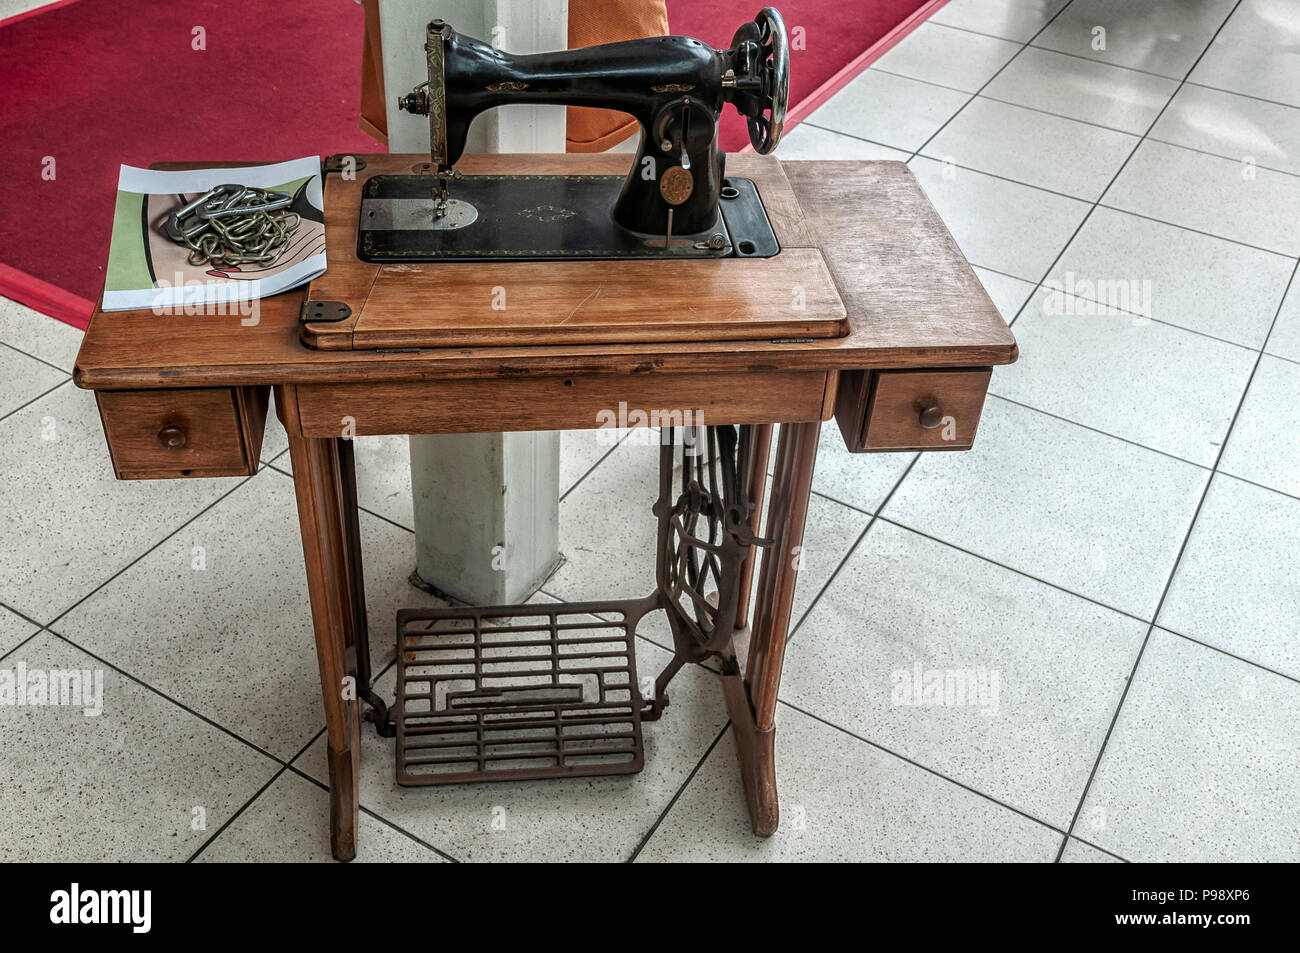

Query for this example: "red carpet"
[2,0,943,329]
[666,0,946,152]
[0,0,380,328]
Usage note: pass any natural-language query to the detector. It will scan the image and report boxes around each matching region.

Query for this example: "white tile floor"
[2,0,1299,862]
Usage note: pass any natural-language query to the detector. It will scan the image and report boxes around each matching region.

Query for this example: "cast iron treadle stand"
[370,425,770,785]
[643,425,768,719]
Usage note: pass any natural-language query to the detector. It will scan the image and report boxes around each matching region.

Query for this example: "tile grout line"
[0,599,48,634]
[971,92,1146,137]
[925,13,1086,51]
[1209,468,1300,507]
[264,458,416,536]
[41,470,261,632]
[1043,0,1252,861]
[798,121,912,156]
[804,126,1299,260]
[984,392,1219,470]
[0,337,74,378]
[1184,79,1300,113]
[1004,0,1247,336]
[774,695,1075,843]
[803,485,1300,686]
[188,725,447,865]
[906,0,1079,164]
[200,660,462,863]
[0,375,70,426]
[886,0,1261,863]
[278,757,462,864]
[1015,42,1178,83]
[1157,623,1300,688]
[1144,135,1300,183]
[1261,349,1300,371]
[185,762,295,863]
[913,155,1095,205]
[0,627,47,667]
[1054,247,1299,861]
[42,624,295,767]
[869,511,1155,625]
[626,721,731,862]
[560,428,636,503]
[871,64,1170,143]
[786,453,923,646]
[627,449,924,859]
[1091,203,1298,259]
[1069,835,1130,864]
[1000,281,1288,353]
[918,14,1209,89]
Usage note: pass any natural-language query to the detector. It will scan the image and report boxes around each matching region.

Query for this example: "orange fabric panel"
[566,0,669,152]
[356,0,670,152]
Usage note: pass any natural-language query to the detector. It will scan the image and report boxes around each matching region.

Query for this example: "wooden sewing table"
[74,153,1016,861]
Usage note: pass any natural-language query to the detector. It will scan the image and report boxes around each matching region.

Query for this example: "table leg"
[733,423,773,631]
[729,420,820,835]
[286,432,363,862]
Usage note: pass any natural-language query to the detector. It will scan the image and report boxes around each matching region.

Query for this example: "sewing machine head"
[395,7,789,243]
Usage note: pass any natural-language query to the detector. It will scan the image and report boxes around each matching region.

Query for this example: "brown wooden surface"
[862,367,992,451]
[68,155,1019,858]
[746,420,821,732]
[307,249,848,349]
[721,672,778,835]
[284,369,834,438]
[303,154,848,350]
[836,366,993,452]
[283,422,361,862]
[733,422,774,631]
[96,386,265,479]
[74,155,1016,392]
[782,161,1017,361]
[732,418,823,835]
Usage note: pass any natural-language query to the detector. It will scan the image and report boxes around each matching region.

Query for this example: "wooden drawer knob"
[157,424,188,449]
[918,402,944,429]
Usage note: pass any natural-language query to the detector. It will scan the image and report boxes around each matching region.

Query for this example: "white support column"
[380,0,568,605]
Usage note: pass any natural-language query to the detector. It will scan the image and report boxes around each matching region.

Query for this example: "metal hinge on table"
[321,154,368,176]
[300,300,352,324]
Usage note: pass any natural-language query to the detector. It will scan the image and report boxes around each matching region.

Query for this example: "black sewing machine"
[357,7,790,262]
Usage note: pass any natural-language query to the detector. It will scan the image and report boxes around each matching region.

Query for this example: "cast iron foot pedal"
[394,600,649,785]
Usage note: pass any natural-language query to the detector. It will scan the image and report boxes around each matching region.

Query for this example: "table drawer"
[835,367,991,452]
[291,370,834,437]
[96,386,269,479]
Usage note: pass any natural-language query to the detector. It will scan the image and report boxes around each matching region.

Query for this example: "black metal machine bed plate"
[357,174,779,262]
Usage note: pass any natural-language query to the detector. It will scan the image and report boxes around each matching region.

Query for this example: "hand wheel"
[746,7,790,154]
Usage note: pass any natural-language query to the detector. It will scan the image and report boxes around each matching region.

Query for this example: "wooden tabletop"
[74,153,1016,390]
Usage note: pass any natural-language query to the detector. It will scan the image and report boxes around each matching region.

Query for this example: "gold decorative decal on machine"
[519,204,579,222]
[487,81,529,91]
[651,83,695,92]
[659,166,695,205]
[425,26,449,170]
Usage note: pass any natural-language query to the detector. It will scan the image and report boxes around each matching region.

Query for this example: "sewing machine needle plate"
[357,173,778,262]
[364,197,478,230]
